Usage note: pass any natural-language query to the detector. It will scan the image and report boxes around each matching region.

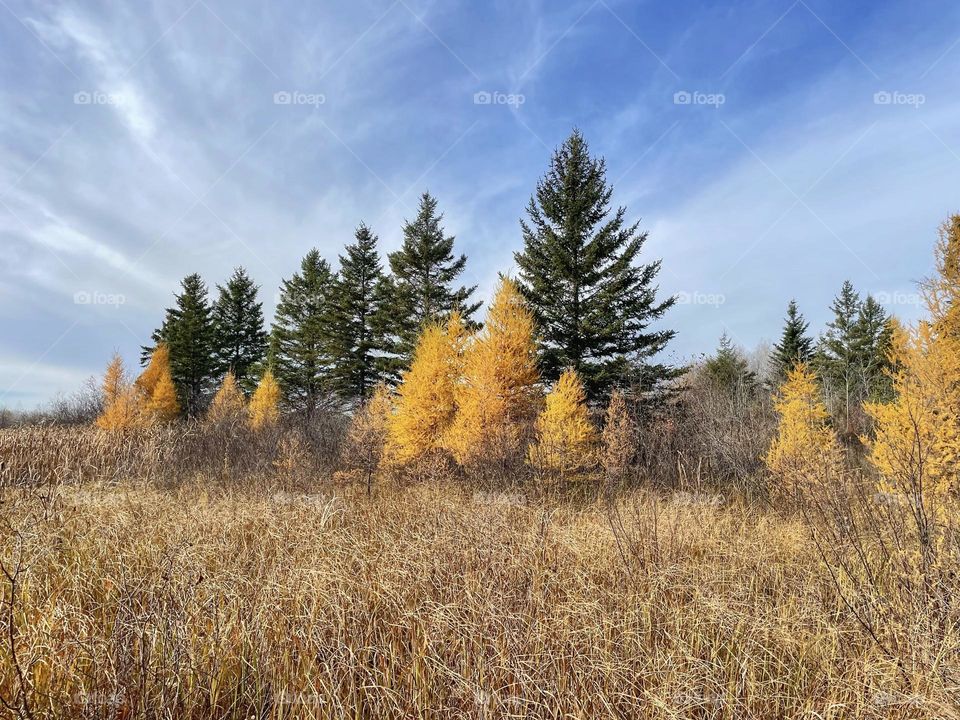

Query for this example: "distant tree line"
[138,130,679,418]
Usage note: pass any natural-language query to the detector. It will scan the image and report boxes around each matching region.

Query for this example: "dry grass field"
[2,427,957,720]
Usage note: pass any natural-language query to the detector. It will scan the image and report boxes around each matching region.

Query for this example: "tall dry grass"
[2,473,957,718]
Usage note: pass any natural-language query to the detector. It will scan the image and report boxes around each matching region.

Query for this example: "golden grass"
[3,481,953,719]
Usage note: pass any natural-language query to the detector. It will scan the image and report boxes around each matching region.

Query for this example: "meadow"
[1,424,957,719]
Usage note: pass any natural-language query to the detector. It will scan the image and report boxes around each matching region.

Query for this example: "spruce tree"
[327,224,393,404]
[852,294,893,402]
[770,300,814,381]
[270,249,336,417]
[147,273,217,417]
[703,333,755,392]
[387,192,480,364]
[212,267,267,395]
[817,280,863,435]
[514,129,675,403]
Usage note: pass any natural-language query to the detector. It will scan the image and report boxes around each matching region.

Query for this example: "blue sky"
[2,0,959,408]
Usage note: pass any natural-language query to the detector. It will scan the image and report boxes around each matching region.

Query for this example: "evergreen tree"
[147,274,217,417]
[770,300,813,381]
[270,249,336,417]
[212,267,267,395]
[514,129,675,403]
[702,333,756,393]
[852,294,893,402]
[817,280,862,434]
[328,224,393,404]
[387,192,480,364]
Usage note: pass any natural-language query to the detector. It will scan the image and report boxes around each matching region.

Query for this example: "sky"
[2,0,959,409]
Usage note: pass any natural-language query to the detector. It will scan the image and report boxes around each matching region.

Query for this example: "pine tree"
[817,280,863,435]
[212,267,267,395]
[446,277,541,466]
[770,300,813,381]
[387,192,480,365]
[327,224,393,404]
[96,354,142,430]
[136,344,179,423]
[385,314,467,465]
[248,368,281,430]
[852,294,893,402]
[765,363,843,491]
[528,369,597,477]
[207,370,246,423]
[271,249,336,417]
[702,333,756,393]
[515,129,675,403]
[147,274,217,417]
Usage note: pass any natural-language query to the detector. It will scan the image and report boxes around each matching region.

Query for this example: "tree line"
[129,130,677,418]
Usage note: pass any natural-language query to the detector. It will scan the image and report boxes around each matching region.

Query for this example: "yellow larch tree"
[765,363,843,489]
[527,369,597,477]
[96,354,142,430]
[136,343,179,424]
[207,371,246,423]
[866,218,960,501]
[446,277,540,465]
[386,313,467,465]
[248,369,281,430]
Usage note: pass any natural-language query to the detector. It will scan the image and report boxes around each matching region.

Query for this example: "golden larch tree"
[446,277,540,465]
[386,313,467,465]
[137,343,179,423]
[528,369,597,477]
[866,220,960,500]
[765,363,843,489]
[96,354,142,430]
[248,369,281,430]
[207,371,246,423]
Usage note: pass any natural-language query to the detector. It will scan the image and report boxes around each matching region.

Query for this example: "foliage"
[770,299,813,381]
[211,267,268,395]
[446,277,540,466]
[137,344,180,424]
[515,129,676,403]
[765,363,843,491]
[528,369,597,477]
[339,384,393,492]
[95,354,141,430]
[207,371,246,423]
[601,389,635,485]
[326,224,394,403]
[385,314,466,465]
[702,333,756,393]
[248,369,281,430]
[147,273,217,417]
[271,249,336,416]
[387,192,480,366]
